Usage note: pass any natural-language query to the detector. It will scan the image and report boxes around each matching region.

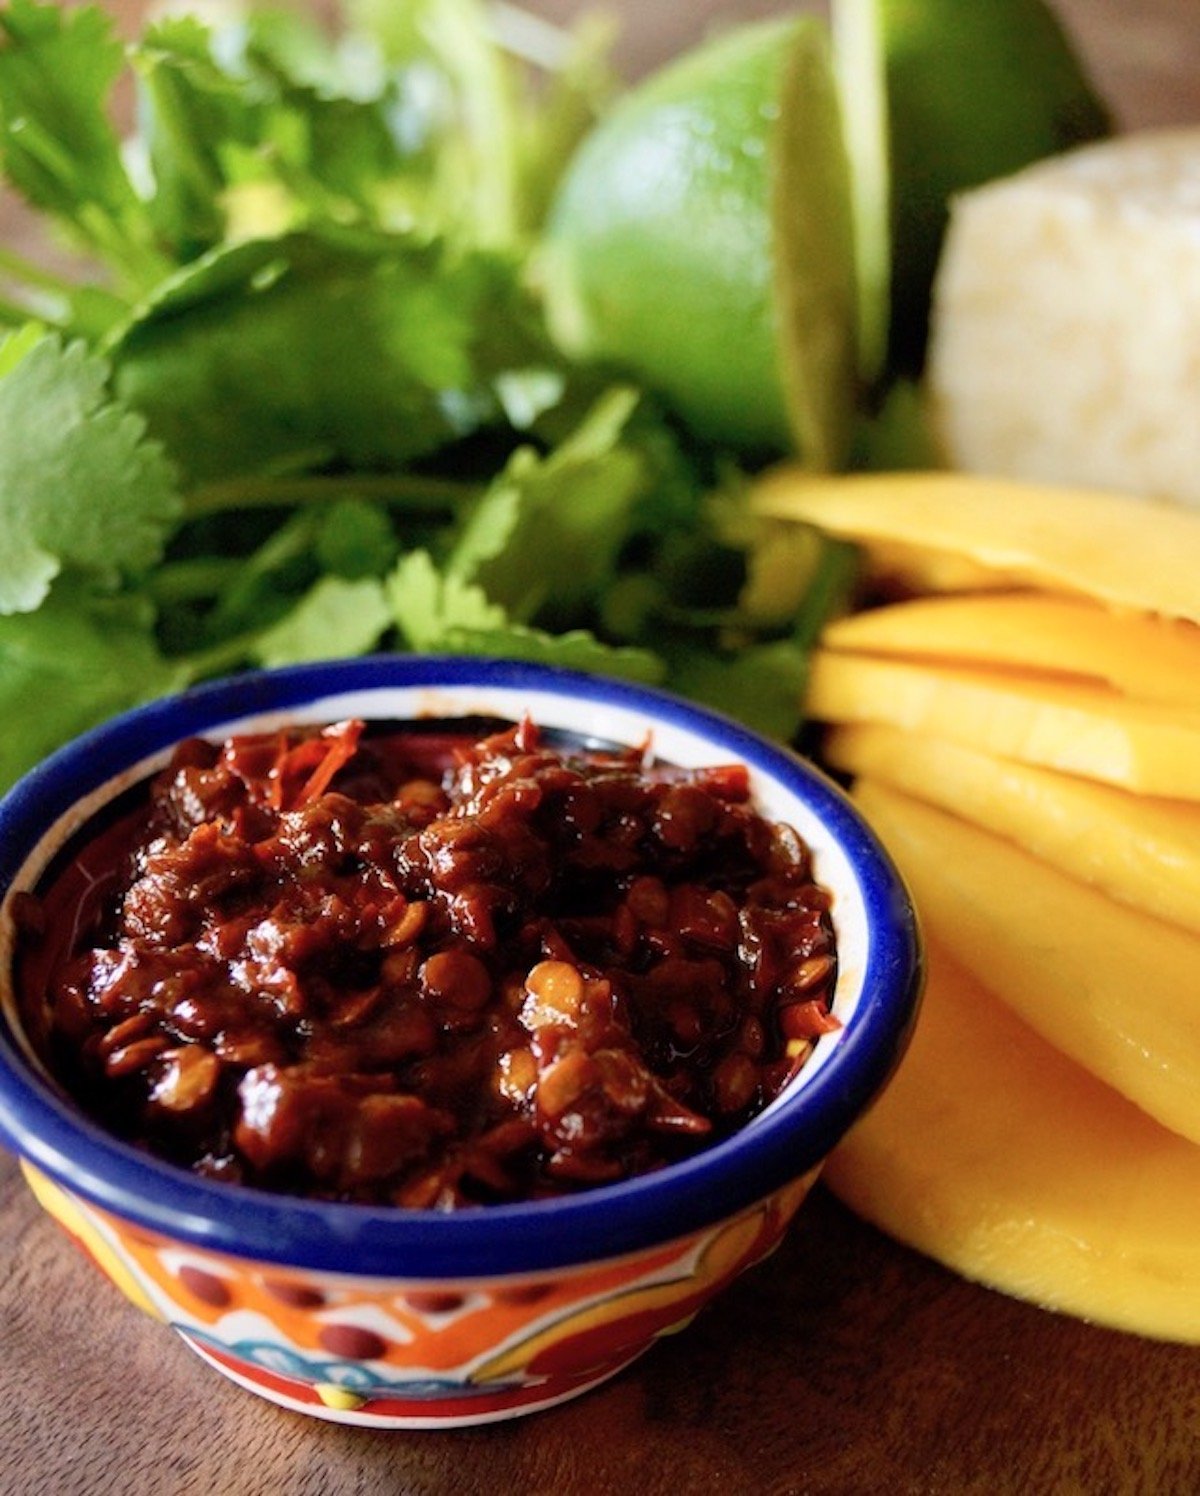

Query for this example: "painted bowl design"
[0,657,921,1427]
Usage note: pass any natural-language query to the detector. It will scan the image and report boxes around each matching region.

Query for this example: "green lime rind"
[540,17,857,461]
[770,19,858,471]
[836,0,1111,374]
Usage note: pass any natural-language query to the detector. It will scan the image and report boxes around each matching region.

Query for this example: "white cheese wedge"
[927,129,1200,507]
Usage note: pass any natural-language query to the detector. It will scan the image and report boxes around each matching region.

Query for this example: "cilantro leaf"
[445,623,666,683]
[0,582,186,790]
[388,549,663,683]
[314,498,400,579]
[0,1,820,784]
[0,333,181,614]
[250,575,391,669]
[351,0,616,243]
[0,1,163,288]
[350,0,522,244]
[665,639,812,743]
[446,387,654,624]
[388,549,505,649]
[132,16,259,258]
[132,14,408,258]
[108,228,564,482]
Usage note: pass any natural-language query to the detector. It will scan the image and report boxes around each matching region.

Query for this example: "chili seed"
[521,960,584,1030]
[215,1030,281,1067]
[169,994,221,1040]
[711,1052,758,1114]
[104,1035,170,1077]
[785,953,835,996]
[328,985,385,1030]
[536,1050,596,1120]
[625,876,669,927]
[420,949,491,1012]
[383,899,427,948]
[97,1011,155,1058]
[671,886,738,950]
[496,1046,537,1105]
[151,1046,222,1112]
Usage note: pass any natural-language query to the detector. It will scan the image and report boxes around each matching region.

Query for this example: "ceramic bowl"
[0,657,921,1427]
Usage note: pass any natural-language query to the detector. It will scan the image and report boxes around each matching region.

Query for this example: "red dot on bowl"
[493,1283,552,1306]
[177,1265,232,1309]
[318,1324,388,1361]
[261,1278,326,1308]
[403,1290,466,1315]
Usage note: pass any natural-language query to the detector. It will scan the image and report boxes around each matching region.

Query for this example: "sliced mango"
[826,724,1200,936]
[851,778,1200,1145]
[750,470,1200,622]
[822,592,1200,708]
[809,649,1200,799]
[825,937,1200,1341]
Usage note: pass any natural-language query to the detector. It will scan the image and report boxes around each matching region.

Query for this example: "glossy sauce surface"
[18,718,837,1207]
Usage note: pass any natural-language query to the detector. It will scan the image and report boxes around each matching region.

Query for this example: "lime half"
[540,17,857,465]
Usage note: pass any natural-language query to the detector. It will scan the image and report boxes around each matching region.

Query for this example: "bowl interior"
[0,658,919,1278]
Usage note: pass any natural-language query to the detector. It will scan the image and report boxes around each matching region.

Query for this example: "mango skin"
[826,935,1200,1342]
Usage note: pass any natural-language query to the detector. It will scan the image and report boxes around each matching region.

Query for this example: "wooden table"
[4,3,1200,1492]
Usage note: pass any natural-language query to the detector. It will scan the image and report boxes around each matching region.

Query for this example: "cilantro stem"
[791,536,859,651]
[73,203,173,295]
[175,633,259,684]
[146,557,247,605]
[186,473,480,516]
[0,243,75,297]
[0,293,35,327]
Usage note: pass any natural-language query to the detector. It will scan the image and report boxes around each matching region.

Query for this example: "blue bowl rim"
[0,655,921,1279]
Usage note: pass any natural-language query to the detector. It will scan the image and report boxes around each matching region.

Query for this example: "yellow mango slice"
[809,649,1200,798]
[823,592,1200,708]
[826,724,1200,936]
[825,937,1200,1341]
[750,470,1200,622]
[851,778,1200,1145]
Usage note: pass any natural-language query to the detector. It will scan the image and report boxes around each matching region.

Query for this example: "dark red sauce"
[16,718,839,1208]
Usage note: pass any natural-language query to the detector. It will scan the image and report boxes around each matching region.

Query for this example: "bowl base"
[179,1329,644,1427]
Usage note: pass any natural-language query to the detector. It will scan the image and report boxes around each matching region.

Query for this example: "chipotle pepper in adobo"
[18,718,839,1208]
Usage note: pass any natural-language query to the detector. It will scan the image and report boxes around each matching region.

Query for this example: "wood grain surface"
[4,4,1200,1494]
